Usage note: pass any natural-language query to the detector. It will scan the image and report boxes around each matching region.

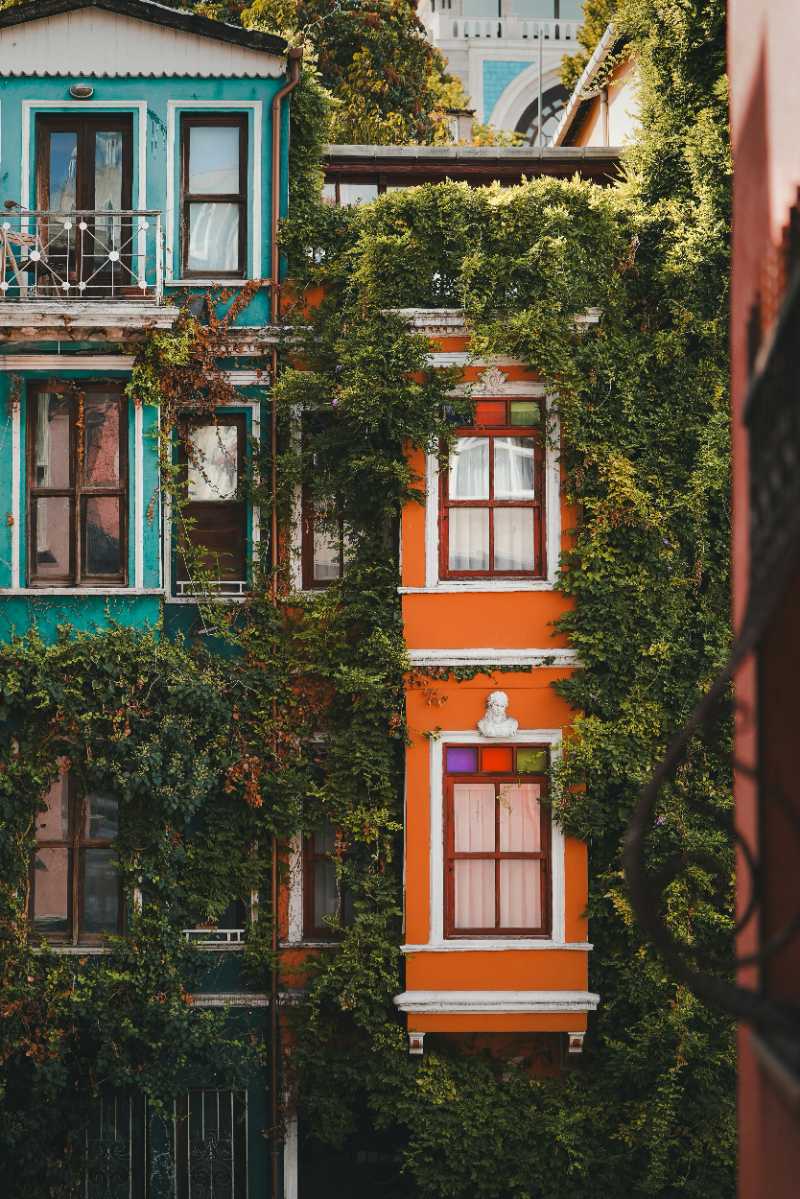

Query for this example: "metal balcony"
[0,206,164,302]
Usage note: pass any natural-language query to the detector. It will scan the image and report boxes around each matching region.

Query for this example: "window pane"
[188,425,239,501]
[81,848,119,934]
[188,203,239,273]
[321,182,337,204]
[338,183,378,206]
[494,437,535,498]
[33,848,71,934]
[313,524,341,581]
[509,400,541,426]
[454,860,495,929]
[448,508,489,571]
[474,401,506,426]
[83,496,122,575]
[499,783,541,852]
[36,773,70,841]
[449,437,489,499]
[34,496,72,578]
[481,747,513,772]
[189,125,240,194]
[313,822,336,856]
[49,131,77,212]
[313,858,339,929]
[446,747,478,773]
[516,748,548,774]
[34,392,72,488]
[500,860,541,928]
[83,394,120,486]
[84,792,119,840]
[493,508,535,572]
[453,783,495,852]
[93,131,124,254]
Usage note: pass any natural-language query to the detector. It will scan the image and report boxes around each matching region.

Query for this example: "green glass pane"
[510,401,541,426]
[516,748,548,773]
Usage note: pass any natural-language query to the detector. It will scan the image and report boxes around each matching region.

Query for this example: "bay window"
[31,769,122,944]
[28,381,127,586]
[444,744,550,937]
[440,398,544,579]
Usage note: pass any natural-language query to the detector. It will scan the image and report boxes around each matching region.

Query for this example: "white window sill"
[399,580,557,594]
[167,278,254,288]
[394,989,600,1013]
[1,588,163,597]
[401,941,592,953]
[33,945,112,955]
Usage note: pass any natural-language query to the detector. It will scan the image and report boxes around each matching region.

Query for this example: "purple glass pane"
[446,747,478,773]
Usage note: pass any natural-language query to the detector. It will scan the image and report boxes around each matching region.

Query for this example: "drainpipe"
[268,43,302,1199]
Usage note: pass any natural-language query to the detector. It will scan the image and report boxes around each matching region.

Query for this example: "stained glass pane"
[509,400,541,426]
[516,748,548,773]
[481,747,513,772]
[446,747,478,773]
[474,401,506,426]
[84,496,122,575]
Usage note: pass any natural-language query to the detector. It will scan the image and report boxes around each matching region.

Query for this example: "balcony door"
[35,114,133,297]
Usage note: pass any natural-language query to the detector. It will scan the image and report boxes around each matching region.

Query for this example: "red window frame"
[439,398,545,580]
[444,744,551,938]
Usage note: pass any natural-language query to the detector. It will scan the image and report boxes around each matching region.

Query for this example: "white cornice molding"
[406,648,579,668]
[393,990,600,1013]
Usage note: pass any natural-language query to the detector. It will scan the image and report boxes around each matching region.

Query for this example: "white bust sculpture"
[477,691,519,739]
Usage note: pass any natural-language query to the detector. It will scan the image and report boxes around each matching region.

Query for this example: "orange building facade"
[392,309,596,1058]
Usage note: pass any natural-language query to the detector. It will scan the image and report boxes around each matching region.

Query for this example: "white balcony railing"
[426,14,580,42]
[0,207,164,302]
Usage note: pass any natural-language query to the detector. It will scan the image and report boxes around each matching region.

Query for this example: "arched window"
[515,83,569,145]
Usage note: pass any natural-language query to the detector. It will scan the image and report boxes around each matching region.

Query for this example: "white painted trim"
[286,835,304,944]
[428,728,565,947]
[134,401,144,588]
[1,588,163,597]
[393,989,600,1014]
[192,993,270,1007]
[284,1113,299,1199]
[428,353,523,368]
[407,648,578,668]
[402,941,592,953]
[423,401,560,591]
[449,379,549,397]
[42,945,112,955]
[166,100,262,282]
[22,101,147,212]
[0,356,136,372]
[10,398,20,589]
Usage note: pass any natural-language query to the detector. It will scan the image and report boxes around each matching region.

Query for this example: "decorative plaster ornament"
[477,691,519,739]
[475,365,508,393]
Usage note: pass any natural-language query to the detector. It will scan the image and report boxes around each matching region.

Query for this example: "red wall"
[729,4,800,1193]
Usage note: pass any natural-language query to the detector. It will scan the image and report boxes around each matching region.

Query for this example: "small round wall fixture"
[69,83,94,100]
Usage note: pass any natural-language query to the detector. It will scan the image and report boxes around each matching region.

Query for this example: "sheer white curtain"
[494,437,534,498]
[494,509,534,571]
[453,783,495,928]
[449,437,488,498]
[499,784,542,927]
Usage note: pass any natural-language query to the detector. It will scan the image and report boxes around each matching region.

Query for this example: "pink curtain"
[453,784,495,928]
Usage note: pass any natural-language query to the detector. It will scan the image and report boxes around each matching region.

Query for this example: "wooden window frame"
[302,827,351,941]
[30,774,123,946]
[439,401,545,581]
[35,113,134,288]
[444,746,551,939]
[175,412,248,589]
[180,113,248,280]
[27,379,128,588]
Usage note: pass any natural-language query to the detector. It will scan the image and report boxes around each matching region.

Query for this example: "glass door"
[35,114,132,296]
